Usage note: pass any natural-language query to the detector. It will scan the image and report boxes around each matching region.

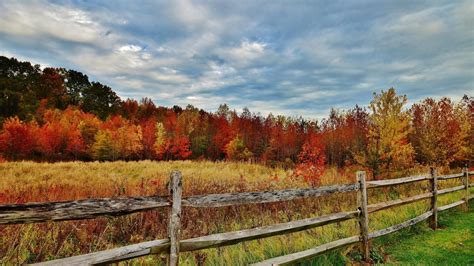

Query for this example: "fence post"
[168,170,183,266]
[463,164,469,211]
[357,171,370,263]
[429,167,437,230]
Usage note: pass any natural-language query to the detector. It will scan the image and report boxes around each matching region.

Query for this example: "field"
[0,161,471,265]
[381,200,474,265]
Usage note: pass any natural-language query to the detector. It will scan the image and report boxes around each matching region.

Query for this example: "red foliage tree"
[169,135,192,160]
[293,135,326,186]
[0,117,37,159]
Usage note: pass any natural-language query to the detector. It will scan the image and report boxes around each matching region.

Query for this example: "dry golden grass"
[0,161,470,265]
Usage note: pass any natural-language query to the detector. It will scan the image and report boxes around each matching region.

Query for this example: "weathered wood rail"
[1,167,472,265]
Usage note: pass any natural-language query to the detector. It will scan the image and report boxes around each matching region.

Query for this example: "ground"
[380,200,474,265]
[0,161,472,265]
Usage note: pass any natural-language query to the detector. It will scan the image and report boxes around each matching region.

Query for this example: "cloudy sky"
[0,0,472,118]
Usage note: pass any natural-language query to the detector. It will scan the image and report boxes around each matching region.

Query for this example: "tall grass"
[0,161,471,265]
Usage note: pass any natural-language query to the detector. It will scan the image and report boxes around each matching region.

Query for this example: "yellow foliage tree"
[357,88,414,177]
[91,130,119,161]
[116,123,143,159]
[154,122,168,159]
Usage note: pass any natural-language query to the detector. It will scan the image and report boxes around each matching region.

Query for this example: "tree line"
[0,56,472,180]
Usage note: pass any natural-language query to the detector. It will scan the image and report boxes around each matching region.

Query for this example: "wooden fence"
[1,167,473,265]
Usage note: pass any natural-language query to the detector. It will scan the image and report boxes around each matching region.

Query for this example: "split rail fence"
[1,167,473,265]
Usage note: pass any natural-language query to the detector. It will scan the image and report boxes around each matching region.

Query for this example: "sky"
[0,0,472,119]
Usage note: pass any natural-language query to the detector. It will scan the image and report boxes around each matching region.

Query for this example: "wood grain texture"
[179,210,359,252]
[366,175,428,188]
[32,239,169,266]
[167,171,183,266]
[368,210,433,239]
[356,171,369,262]
[463,166,469,211]
[11,170,468,265]
[250,236,360,266]
[0,196,169,225]
[437,200,465,212]
[437,173,464,180]
[5,172,466,225]
[1,184,359,225]
[183,184,359,207]
[367,192,433,213]
[33,211,358,265]
[430,167,438,230]
[438,185,465,195]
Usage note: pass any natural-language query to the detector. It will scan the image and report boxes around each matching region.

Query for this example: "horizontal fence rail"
[0,196,169,225]
[1,168,472,265]
[437,173,464,180]
[367,192,433,213]
[0,184,358,225]
[184,184,359,207]
[253,186,471,266]
[36,211,359,265]
[251,236,361,266]
[366,175,429,188]
[35,239,170,266]
[438,185,466,195]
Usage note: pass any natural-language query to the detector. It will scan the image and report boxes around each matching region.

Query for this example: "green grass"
[0,161,471,265]
[378,200,474,265]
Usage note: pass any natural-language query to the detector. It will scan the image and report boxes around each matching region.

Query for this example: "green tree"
[81,82,121,119]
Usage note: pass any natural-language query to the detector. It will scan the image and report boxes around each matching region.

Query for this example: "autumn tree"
[115,123,143,160]
[0,117,37,159]
[321,106,368,167]
[35,108,88,160]
[91,130,119,161]
[140,118,157,159]
[225,135,253,161]
[78,113,101,155]
[121,99,139,122]
[358,88,414,177]
[177,105,210,158]
[293,135,326,187]
[410,98,471,166]
[38,67,68,109]
[154,122,168,159]
[168,135,193,160]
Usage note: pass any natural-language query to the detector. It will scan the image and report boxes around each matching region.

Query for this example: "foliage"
[410,97,471,166]
[154,122,168,159]
[293,135,326,186]
[91,130,119,160]
[357,88,415,177]
[0,117,36,159]
[0,56,471,169]
[225,135,253,161]
[0,161,470,265]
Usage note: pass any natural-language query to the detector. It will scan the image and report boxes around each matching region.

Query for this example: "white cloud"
[0,0,471,119]
[118,45,143,53]
[399,74,425,82]
[0,1,107,44]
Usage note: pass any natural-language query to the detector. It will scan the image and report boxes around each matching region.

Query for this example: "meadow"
[0,160,471,265]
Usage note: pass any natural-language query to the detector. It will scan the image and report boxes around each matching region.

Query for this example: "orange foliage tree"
[0,117,37,159]
[293,135,326,187]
